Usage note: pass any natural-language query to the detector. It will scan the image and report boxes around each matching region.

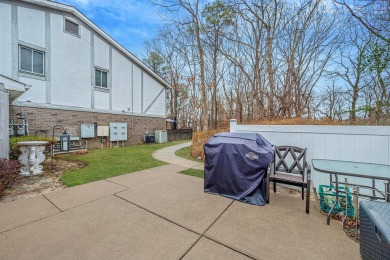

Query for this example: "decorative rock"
[17,141,48,176]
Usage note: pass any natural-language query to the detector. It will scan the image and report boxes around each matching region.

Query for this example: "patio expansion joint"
[47,191,128,212]
[104,179,130,189]
[114,192,255,259]
[178,200,257,260]
[113,194,201,236]
[42,193,64,212]
[0,202,62,235]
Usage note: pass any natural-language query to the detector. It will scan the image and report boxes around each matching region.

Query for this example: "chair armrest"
[305,163,311,181]
[267,161,274,176]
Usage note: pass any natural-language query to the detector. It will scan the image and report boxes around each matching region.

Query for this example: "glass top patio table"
[312,159,390,225]
[312,159,390,181]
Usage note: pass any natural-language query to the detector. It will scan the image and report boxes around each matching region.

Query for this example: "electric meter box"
[97,126,109,137]
[81,124,95,138]
[109,122,127,141]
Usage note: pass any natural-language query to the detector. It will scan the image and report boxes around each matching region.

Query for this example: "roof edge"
[19,0,172,90]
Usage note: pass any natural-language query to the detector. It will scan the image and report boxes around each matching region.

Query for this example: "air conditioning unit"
[145,135,155,144]
[155,130,167,143]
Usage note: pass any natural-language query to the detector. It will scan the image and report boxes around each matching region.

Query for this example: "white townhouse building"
[0,0,170,151]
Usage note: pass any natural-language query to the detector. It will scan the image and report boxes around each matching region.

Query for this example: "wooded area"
[143,0,389,129]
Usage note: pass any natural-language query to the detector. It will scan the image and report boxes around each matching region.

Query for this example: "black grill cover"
[204,132,274,205]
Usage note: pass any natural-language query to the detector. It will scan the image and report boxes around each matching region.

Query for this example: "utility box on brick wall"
[109,122,127,141]
[81,124,95,138]
[97,126,109,137]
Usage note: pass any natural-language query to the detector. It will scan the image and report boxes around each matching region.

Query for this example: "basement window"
[95,68,108,88]
[64,18,80,36]
[19,46,45,75]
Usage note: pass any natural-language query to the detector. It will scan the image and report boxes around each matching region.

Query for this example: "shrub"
[9,136,55,159]
[0,158,22,195]
[191,129,227,160]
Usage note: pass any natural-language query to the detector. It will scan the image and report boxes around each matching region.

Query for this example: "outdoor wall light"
[60,130,70,152]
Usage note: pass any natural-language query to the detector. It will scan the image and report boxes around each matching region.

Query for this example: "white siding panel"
[132,65,142,113]
[371,135,388,164]
[270,132,282,146]
[50,13,91,108]
[290,132,302,148]
[94,36,109,69]
[16,77,46,103]
[18,7,45,48]
[339,134,355,162]
[282,132,291,146]
[111,50,131,112]
[354,135,371,163]
[260,131,271,142]
[94,91,109,110]
[0,3,12,77]
[325,134,340,160]
[313,134,326,160]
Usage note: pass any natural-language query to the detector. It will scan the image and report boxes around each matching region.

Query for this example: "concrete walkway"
[152,141,204,170]
[0,144,360,260]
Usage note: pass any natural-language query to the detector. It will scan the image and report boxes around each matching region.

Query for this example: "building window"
[95,68,108,88]
[19,46,45,75]
[64,19,80,36]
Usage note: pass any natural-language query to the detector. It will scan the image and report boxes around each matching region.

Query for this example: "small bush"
[191,129,227,160]
[0,158,22,195]
[9,136,55,159]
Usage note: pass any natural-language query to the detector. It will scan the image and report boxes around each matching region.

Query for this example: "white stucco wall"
[143,73,165,115]
[94,35,109,70]
[18,6,45,47]
[50,13,91,108]
[112,49,132,112]
[18,76,46,103]
[1,1,167,118]
[132,65,142,113]
[147,89,165,115]
[0,3,12,78]
[94,91,109,110]
[0,86,9,159]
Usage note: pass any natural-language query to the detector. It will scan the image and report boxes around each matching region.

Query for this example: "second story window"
[95,68,108,88]
[19,46,44,75]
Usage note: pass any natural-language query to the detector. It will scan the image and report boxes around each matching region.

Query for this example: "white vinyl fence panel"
[230,119,390,189]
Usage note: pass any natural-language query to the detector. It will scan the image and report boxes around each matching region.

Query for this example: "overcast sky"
[57,0,164,57]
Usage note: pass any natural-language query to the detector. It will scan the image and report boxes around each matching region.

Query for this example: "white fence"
[230,119,390,188]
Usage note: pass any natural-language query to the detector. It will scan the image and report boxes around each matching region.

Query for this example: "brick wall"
[10,106,166,148]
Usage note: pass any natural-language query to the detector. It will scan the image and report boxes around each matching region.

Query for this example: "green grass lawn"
[60,140,188,187]
[175,146,204,178]
[175,146,203,163]
[179,168,204,178]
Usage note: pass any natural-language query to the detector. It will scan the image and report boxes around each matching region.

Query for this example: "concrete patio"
[0,143,360,259]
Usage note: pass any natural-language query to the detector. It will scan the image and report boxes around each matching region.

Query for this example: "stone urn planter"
[17,141,48,176]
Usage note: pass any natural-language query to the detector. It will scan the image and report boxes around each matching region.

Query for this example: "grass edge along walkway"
[174,146,203,163]
[175,146,204,178]
[60,140,189,187]
[179,168,204,178]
